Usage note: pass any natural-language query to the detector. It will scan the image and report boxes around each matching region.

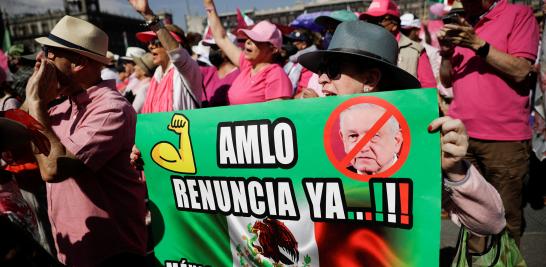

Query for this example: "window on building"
[19,26,27,36]
[31,24,38,35]
[42,22,49,33]
[66,0,83,14]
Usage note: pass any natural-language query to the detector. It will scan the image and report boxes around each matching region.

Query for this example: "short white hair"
[339,103,400,135]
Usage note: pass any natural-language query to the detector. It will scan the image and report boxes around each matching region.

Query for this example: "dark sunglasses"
[317,62,341,80]
[364,15,396,26]
[148,39,163,47]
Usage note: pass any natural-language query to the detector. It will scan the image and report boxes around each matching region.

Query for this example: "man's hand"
[128,0,153,17]
[436,28,455,57]
[26,58,58,105]
[203,0,215,11]
[428,116,469,181]
[301,88,319,98]
[440,21,486,51]
[130,145,144,170]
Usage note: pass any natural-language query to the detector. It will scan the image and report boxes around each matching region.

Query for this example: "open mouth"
[323,91,337,96]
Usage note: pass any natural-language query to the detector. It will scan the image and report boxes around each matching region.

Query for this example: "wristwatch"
[476,42,490,58]
[145,15,163,32]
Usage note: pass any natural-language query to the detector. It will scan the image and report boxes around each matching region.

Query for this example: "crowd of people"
[0,0,545,265]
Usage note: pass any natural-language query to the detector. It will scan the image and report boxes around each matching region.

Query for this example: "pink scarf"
[141,67,175,114]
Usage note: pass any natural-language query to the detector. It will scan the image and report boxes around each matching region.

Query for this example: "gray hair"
[339,103,400,135]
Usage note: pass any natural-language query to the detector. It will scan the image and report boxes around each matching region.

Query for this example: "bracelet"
[476,42,490,58]
[145,15,163,32]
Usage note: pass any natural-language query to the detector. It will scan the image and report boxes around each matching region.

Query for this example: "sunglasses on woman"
[317,62,341,80]
[148,39,163,48]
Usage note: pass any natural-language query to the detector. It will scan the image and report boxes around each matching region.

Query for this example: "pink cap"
[359,0,400,20]
[237,20,282,50]
[136,31,182,43]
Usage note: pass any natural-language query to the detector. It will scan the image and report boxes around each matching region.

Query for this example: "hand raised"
[128,0,152,16]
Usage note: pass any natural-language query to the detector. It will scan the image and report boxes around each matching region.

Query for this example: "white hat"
[35,15,110,65]
[191,41,212,66]
[121,47,146,61]
[400,13,421,29]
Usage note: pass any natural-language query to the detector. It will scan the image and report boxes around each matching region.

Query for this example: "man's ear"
[71,57,88,72]
[363,68,382,88]
[394,130,403,155]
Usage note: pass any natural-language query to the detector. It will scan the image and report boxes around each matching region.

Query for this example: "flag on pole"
[2,25,11,52]
[235,8,248,30]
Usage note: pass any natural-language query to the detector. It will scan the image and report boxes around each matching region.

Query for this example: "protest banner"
[136,88,441,267]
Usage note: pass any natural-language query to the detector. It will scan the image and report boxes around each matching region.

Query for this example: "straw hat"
[121,47,146,62]
[35,15,110,65]
[133,53,157,77]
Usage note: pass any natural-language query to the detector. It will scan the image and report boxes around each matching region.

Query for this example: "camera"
[442,13,461,25]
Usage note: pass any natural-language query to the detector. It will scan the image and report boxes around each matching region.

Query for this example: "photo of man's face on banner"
[338,103,403,175]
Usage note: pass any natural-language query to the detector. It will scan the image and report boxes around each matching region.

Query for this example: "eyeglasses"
[148,39,162,48]
[364,15,397,26]
[317,62,341,80]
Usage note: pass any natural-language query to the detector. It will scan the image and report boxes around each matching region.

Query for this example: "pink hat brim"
[359,10,400,20]
[136,31,182,43]
[237,28,281,49]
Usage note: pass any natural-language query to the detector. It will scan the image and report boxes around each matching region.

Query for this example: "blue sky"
[1,0,305,29]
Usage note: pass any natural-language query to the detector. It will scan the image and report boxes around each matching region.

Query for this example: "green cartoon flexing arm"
[151,114,196,174]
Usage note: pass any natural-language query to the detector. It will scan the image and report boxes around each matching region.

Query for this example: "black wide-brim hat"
[299,21,421,90]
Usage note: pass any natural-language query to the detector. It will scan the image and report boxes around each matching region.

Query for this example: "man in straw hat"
[297,20,505,265]
[22,15,147,266]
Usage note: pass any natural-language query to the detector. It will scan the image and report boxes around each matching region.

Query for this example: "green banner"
[136,88,441,267]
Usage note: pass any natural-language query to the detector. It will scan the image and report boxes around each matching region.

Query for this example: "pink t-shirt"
[295,67,314,95]
[48,80,146,266]
[227,53,293,105]
[417,51,437,89]
[448,0,539,140]
[201,66,241,107]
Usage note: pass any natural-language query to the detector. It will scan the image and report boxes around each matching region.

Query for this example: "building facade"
[5,0,146,55]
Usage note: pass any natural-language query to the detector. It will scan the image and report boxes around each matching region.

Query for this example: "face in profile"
[339,104,403,175]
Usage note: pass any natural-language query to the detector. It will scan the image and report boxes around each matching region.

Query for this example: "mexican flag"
[138,89,442,267]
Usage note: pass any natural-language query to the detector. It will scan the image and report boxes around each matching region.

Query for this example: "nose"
[318,72,330,85]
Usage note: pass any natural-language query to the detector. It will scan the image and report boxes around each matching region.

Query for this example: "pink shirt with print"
[48,80,146,266]
[227,53,293,105]
[448,0,539,140]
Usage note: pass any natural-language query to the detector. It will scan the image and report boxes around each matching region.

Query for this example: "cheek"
[373,140,395,161]
[336,77,364,95]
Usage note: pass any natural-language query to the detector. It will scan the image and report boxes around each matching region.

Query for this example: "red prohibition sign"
[323,96,411,182]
